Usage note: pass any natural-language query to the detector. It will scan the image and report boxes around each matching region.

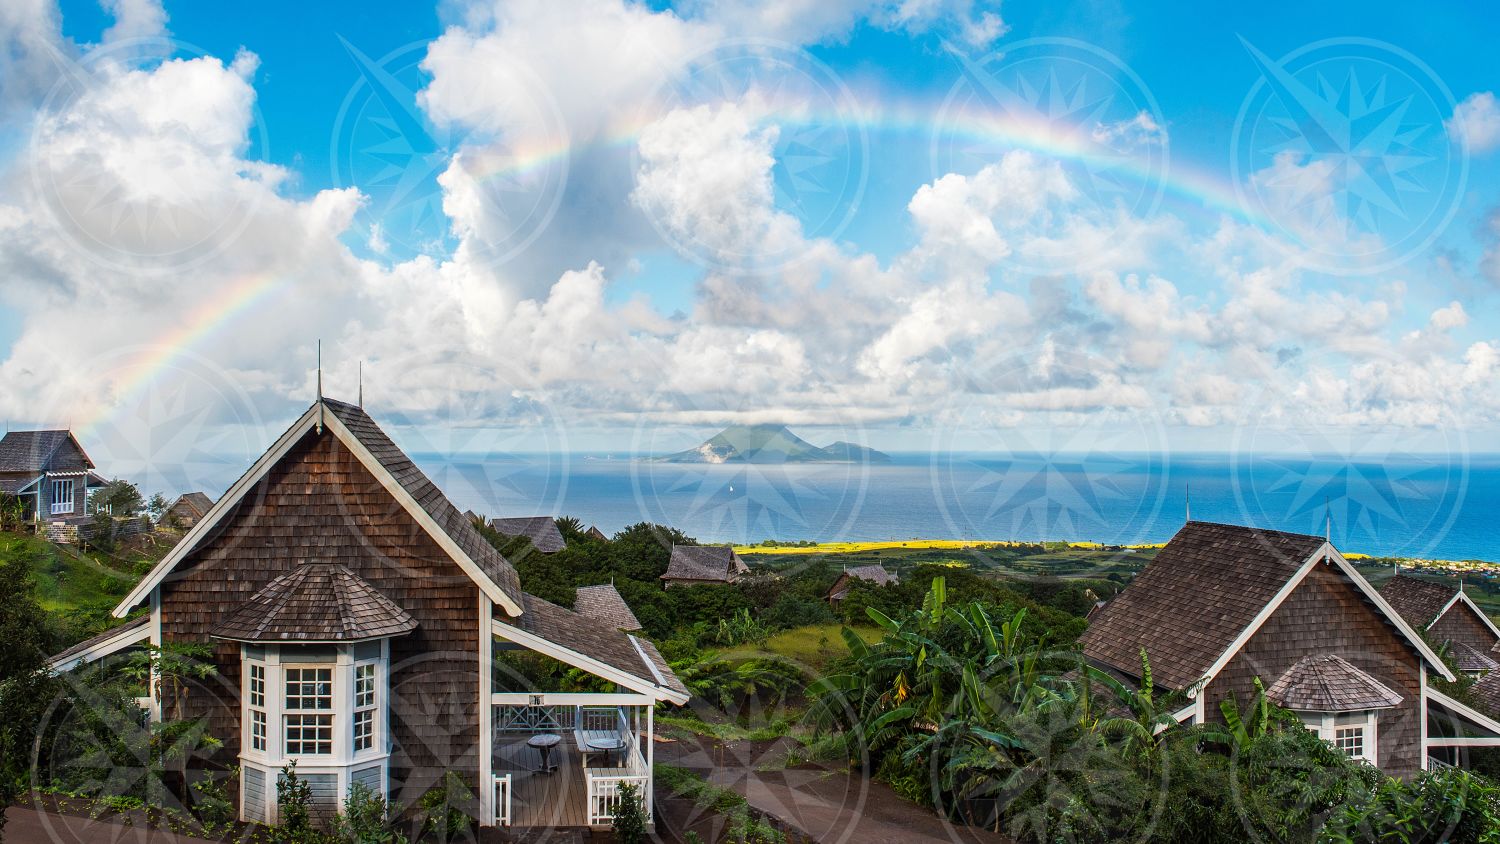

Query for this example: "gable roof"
[495,592,688,704]
[1079,521,1454,692]
[1379,574,1500,647]
[1472,671,1500,720]
[490,516,567,553]
[1264,654,1404,712]
[212,563,419,643]
[113,398,524,618]
[574,584,642,631]
[827,565,898,600]
[585,526,609,542]
[169,492,214,520]
[1379,575,1460,629]
[662,545,748,582]
[0,430,94,473]
[1450,641,1500,674]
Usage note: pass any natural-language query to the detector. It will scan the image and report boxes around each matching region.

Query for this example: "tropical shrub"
[418,771,473,843]
[612,781,648,843]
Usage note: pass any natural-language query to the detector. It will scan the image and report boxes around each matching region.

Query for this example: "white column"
[148,588,163,722]
[646,704,654,820]
[477,591,494,826]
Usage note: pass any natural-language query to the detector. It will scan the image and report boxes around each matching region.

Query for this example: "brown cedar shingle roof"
[827,565,898,600]
[47,615,149,666]
[170,492,214,520]
[662,545,748,583]
[1449,641,1500,674]
[1265,653,1404,711]
[212,563,419,643]
[1472,671,1500,720]
[0,430,94,472]
[586,526,609,542]
[490,516,567,554]
[574,584,642,631]
[509,593,686,698]
[1379,575,1458,630]
[1078,521,1328,691]
[321,399,523,609]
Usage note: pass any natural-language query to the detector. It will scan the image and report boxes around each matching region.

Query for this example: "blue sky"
[3,0,1500,496]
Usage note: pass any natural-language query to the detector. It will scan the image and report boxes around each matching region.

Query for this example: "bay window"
[238,640,392,824]
[1300,709,1379,764]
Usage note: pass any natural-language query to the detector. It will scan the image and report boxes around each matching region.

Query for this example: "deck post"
[646,704,654,820]
[478,592,493,825]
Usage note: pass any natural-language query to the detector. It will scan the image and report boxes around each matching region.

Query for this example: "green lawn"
[1,530,150,642]
[719,623,881,671]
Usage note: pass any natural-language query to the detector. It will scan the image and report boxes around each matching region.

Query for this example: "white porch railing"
[50,501,73,515]
[493,773,512,826]
[586,765,650,825]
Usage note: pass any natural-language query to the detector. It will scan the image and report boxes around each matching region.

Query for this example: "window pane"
[284,714,333,755]
[353,709,374,752]
[355,664,375,708]
[285,667,333,710]
[248,664,265,708]
[1334,726,1364,758]
[251,709,267,751]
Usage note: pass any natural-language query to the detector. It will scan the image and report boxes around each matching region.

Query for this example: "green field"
[718,623,882,671]
[742,540,1156,584]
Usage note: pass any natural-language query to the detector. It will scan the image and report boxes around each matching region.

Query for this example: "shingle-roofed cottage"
[489,516,568,554]
[825,564,898,608]
[1380,574,1500,675]
[165,491,215,528]
[660,544,748,587]
[54,397,687,832]
[0,429,108,524]
[574,584,642,631]
[1079,521,1500,775]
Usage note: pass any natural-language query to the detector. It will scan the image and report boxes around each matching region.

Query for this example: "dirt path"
[658,735,1011,844]
[4,807,223,844]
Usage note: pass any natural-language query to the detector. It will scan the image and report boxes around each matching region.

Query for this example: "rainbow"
[462,95,1269,230]
[76,270,291,437]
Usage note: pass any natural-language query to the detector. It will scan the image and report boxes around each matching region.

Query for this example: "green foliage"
[190,768,238,833]
[655,764,785,843]
[612,780,648,843]
[334,781,408,844]
[1322,766,1500,844]
[89,479,144,517]
[418,771,473,843]
[714,608,772,646]
[276,762,326,843]
[146,493,170,522]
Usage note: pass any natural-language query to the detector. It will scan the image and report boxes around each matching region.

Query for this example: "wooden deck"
[496,735,590,828]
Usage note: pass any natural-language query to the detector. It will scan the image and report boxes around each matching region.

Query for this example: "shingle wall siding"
[158,428,480,810]
[1204,563,1424,777]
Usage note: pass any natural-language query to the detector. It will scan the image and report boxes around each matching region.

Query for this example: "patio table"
[527,733,562,773]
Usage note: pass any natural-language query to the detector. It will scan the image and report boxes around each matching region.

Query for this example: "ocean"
[414,451,1500,563]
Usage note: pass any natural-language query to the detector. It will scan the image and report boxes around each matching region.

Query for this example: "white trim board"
[1193,542,1455,695]
[49,619,152,672]
[113,400,523,618]
[1426,687,1500,743]
[491,619,689,705]
[1433,590,1500,643]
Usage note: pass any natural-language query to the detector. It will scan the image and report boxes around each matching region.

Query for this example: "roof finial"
[315,340,324,434]
[1185,483,1191,523]
[358,360,363,408]
[1324,496,1331,541]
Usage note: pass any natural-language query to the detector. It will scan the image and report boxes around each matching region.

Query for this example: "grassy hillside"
[0,529,162,647]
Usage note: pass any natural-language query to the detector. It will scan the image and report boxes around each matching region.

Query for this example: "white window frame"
[50,478,75,515]
[237,641,391,824]
[1300,709,1379,765]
